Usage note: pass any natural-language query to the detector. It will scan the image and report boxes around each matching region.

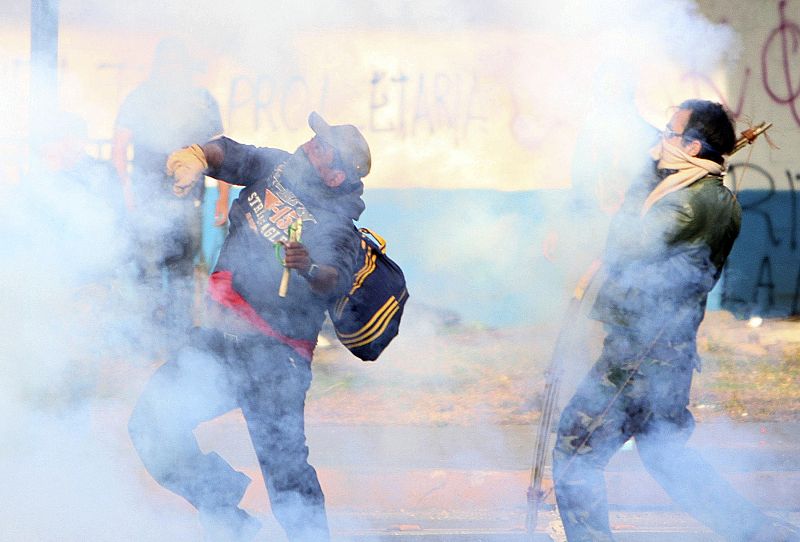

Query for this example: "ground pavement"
[176,416,800,541]
[101,308,800,541]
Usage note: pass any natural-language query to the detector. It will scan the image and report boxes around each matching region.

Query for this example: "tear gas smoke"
[0,0,756,540]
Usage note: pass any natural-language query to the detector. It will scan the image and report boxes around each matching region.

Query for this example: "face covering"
[640,140,723,216]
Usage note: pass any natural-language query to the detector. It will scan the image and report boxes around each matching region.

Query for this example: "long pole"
[525,259,600,537]
[30,0,60,147]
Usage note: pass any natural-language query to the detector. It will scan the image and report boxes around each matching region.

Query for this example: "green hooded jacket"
[591,174,741,344]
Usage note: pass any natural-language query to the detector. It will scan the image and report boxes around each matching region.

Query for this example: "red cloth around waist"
[207,270,315,360]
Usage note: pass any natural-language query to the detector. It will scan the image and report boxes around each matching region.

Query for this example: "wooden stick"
[525,259,602,536]
[278,218,303,298]
[731,122,773,155]
[278,266,291,298]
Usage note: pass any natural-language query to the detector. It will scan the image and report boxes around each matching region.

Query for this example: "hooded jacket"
[206,137,364,343]
[591,173,741,347]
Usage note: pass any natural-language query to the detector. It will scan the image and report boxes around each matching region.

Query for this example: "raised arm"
[201,139,224,170]
[167,137,289,198]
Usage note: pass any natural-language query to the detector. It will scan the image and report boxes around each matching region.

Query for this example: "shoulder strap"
[359,227,387,254]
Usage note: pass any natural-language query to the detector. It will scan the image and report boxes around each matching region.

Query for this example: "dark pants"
[129,329,329,541]
[132,192,203,350]
[553,328,770,542]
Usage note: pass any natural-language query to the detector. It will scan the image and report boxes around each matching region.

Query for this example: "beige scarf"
[641,140,723,216]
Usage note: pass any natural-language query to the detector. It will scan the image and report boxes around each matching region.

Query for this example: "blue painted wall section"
[355,189,566,326]
[722,188,800,318]
[201,187,800,325]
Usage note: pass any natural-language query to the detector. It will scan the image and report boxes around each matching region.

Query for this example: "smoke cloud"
[0,0,753,540]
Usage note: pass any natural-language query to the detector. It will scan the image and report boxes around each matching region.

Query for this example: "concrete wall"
[694,0,800,317]
[3,0,800,323]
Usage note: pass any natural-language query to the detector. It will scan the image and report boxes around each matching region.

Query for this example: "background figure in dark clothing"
[128,112,370,542]
[22,111,129,405]
[36,111,125,219]
[112,38,230,352]
[31,111,129,277]
[553,100,800,542]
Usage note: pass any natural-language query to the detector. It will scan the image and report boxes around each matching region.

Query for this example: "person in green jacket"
[553,100,799,542]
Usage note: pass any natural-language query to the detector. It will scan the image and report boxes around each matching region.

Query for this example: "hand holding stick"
[278,218,303,298]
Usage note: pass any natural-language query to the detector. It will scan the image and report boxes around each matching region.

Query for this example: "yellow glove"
[167,144,208,198]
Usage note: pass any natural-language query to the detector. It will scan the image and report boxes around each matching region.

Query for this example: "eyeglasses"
[662,127,684,140]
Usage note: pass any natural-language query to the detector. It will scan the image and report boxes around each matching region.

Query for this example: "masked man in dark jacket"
[128,112,369,542]
[553,100,800,542]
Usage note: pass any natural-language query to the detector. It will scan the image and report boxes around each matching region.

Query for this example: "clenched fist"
[166,144,208,198]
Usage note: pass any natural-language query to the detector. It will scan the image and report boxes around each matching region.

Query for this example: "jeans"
[129,328,329,541]
[553,328,770,542]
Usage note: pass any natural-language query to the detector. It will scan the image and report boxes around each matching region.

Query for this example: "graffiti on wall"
[762,0,800,126]
[368,71,487,143]
[224,70,488,144]
[676,1,800,317]
[722,161,800,316]
[685,0,800,127]
[227,74,329,133]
